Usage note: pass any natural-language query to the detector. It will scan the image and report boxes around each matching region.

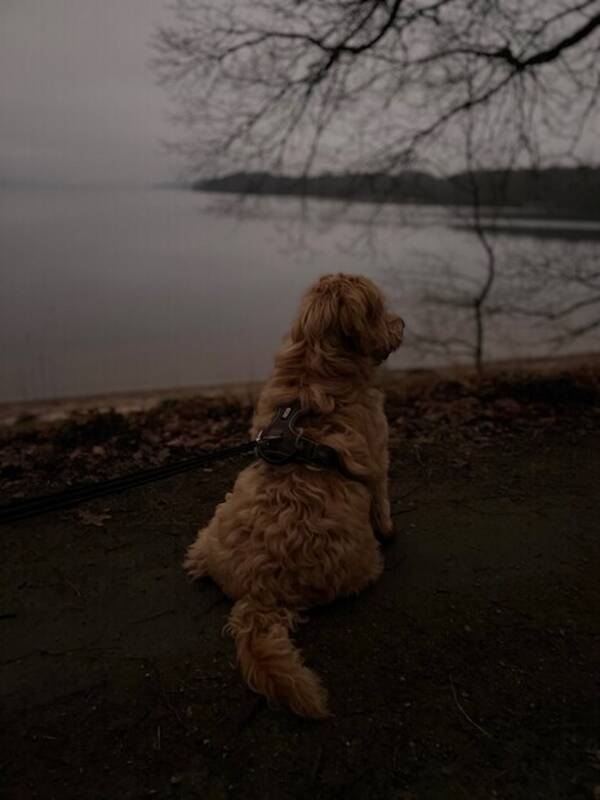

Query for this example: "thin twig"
[449,675,493,739]
[53,566,83,599]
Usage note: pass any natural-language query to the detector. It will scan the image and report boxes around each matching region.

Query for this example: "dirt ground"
[1,367,600,799]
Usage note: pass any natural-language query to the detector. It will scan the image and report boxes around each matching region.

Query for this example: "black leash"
[1,405,356,524]
[0,441,256,524]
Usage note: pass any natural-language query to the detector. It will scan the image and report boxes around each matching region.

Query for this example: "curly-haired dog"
[184,273,404,718]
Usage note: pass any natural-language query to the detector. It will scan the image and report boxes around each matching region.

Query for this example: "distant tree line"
[195,167,600,219]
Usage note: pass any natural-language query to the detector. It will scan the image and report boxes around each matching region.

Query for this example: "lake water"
[1,187,599,404]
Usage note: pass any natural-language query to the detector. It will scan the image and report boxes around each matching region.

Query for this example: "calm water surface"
[1,187,598,403]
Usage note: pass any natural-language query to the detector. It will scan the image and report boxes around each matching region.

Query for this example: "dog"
[184,273,404,718]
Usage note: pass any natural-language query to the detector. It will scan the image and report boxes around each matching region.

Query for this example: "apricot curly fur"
[184,273,404,718]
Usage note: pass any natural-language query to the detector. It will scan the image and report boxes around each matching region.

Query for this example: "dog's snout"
[386,315,404,356]
[388,314,405,341]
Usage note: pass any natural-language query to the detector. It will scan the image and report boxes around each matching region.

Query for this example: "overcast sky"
[0,0,175,186]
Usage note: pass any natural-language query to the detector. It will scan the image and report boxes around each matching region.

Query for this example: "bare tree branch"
[154,0,600,176]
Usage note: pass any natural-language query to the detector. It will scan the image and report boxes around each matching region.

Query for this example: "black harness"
[255,405,343,472]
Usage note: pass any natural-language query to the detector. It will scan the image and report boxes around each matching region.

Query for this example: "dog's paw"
[372,509,394,540]
[183,546,209,581]
[184,563,208,581]
[374,526,394,544]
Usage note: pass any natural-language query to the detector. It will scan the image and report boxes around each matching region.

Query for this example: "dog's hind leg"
[370,476,393,540]
[368,398,394,540]
[183,527,211,580]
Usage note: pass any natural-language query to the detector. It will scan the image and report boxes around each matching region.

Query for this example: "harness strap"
[255,405,343,473]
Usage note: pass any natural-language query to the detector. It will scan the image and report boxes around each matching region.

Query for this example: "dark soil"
[1,366,599,799]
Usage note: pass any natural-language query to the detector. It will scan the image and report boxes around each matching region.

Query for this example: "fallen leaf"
[77,509,112,527]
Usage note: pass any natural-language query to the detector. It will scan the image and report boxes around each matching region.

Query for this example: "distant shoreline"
[194,167,600,222]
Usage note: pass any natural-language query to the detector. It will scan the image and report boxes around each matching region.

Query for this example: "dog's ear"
[337,280,378,352]
[291,279,343,345]
[337,275,405,360]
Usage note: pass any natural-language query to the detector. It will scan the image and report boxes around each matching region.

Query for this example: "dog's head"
[291,273,404,363]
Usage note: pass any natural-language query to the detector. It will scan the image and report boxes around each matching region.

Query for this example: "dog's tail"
[225,597,330,719]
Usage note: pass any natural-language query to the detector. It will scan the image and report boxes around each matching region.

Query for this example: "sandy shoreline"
[2,351,599,426]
